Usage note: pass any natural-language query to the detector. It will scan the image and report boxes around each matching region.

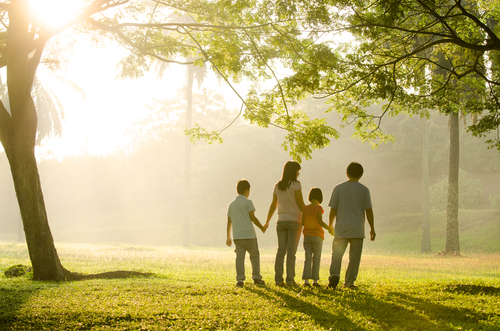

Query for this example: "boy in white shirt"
[227,180,268,287]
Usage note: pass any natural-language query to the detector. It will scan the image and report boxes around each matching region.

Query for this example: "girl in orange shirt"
[302,188,334,287]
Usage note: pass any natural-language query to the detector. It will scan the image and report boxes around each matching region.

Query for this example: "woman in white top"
[265,161,305,286]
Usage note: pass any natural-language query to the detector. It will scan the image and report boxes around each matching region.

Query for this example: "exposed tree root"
[67,270,153,280]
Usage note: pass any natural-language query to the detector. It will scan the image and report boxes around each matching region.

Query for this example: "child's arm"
[317,208,334,236]
[226,216,233,246]
[265,194,278,227]
[250,211,267,233]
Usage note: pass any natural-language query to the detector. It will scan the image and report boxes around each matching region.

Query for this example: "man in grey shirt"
[327,162,376,289]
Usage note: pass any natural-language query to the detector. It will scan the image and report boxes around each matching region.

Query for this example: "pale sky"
[6,0,276,160]
[34,40,185,159]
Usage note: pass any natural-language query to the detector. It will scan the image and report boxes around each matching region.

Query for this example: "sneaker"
[275,282,285,287]
[254,279,266,285]
[286,281,298,286]
[313,283,321,287]
[236,281,244,288]
[343,284,358,289]
[328,275,339,289]
[303,283,312,287]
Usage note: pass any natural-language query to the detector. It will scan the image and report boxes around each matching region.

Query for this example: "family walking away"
[225,161,376,289]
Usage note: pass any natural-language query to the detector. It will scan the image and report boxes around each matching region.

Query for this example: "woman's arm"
[266,193,278,225]
[295,189,305,212]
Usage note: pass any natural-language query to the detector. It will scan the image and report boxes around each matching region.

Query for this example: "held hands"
[226,238,232,247]
[328,227,335,237]
[262,222,269,233]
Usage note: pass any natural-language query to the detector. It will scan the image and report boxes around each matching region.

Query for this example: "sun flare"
[29,0,83,28]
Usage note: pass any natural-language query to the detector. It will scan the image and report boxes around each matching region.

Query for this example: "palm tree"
[154,51,206,248]
[183,58,206,247]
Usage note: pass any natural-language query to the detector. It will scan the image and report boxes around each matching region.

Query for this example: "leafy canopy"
[253,0,500,150]
[2,0,499,160]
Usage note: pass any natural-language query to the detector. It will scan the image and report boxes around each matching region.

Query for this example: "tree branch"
[115,21,286,31]
[454,0,500,47]
[85,17,195,65]
[242,28,291,121]
[181,27,284,131]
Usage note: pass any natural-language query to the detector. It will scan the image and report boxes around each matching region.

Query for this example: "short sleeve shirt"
[302,204,325,240]
[328,181,372,238]
[273,181,302,222]
[227,195,257,240]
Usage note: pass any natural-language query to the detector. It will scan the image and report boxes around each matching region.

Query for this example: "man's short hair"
[347,162,364,178]
[237,180,250,194]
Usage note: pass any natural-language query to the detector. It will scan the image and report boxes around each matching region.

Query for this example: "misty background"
[0,44,499,254]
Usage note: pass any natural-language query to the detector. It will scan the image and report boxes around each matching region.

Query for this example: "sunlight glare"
[29,0,83,28]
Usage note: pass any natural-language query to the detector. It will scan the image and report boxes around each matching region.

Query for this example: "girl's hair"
[277,161,301,191]
[308,188,323,203]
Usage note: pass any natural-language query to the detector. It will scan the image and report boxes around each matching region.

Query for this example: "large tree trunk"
[6,137,71,280]
[0,0,69,281]
[445,112,460,255]
[420,116,431,253]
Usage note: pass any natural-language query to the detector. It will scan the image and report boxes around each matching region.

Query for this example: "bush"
[430,170,484,211]
[489,194,500,209]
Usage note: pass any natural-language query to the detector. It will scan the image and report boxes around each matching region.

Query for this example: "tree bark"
[445,112,460,255]
[183,63,194,247]
[420,117,432,253]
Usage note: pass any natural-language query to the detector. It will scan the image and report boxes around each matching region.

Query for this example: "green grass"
[1,243,499,330]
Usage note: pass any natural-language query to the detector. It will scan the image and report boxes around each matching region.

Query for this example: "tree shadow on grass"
[385,291,500,327]
[315,285,499,330]
[0,280,40,331]
[248,284,495,330]
[247,285,360,330]
[441,284,500,295]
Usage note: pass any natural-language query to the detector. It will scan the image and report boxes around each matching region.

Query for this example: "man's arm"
[226,216,232,246]
[329,208,337,228]
[250,211,267,233]
[366,208,376,241]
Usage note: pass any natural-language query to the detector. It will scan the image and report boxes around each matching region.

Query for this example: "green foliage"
[256,0,500,151]
[489,194,500,209]
[430,170,484,211]
[184,123,223,144]
[0,244,499,330]
[116,53,150,80]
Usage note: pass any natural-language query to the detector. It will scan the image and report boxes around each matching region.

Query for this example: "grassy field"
[0,243,499,330]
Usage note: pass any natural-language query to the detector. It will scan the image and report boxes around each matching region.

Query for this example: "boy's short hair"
[237,180,250,194]
[347,162,364,178]
[308,187,323,203]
